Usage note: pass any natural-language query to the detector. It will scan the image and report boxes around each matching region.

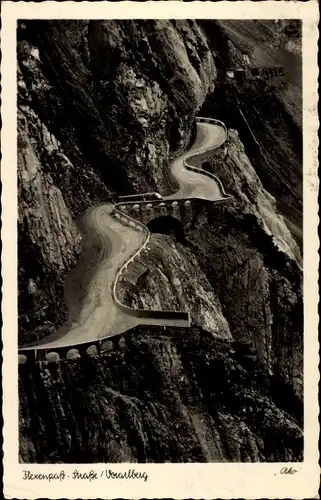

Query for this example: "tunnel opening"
[147,216,185,244]
[251,67,260,77]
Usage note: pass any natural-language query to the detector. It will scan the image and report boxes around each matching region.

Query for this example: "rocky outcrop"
[120,233,232,340]
[18,105,83,344]
[195,128,302,266]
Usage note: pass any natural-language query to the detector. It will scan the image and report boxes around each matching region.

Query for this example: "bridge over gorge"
[18,117,234,365]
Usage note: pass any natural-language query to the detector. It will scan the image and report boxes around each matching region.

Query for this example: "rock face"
[120,233,232,340]
[199,129,302,267]
[18,20,303,463]
[18,105,83,343]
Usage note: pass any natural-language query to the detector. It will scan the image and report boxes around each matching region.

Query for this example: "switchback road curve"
[19,118,231,354]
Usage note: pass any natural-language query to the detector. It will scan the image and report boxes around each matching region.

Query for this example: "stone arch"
[86,345,98,356]
[147,215,185,243]
[46,351,60,363]
[101,340,114,352]
[66,348,80,360]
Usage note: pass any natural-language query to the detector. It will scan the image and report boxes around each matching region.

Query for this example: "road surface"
[20,121,227,350]
[165,122,226,200]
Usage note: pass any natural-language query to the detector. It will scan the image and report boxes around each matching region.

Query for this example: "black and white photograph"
[17,16,304,463]
[1,1,319,498]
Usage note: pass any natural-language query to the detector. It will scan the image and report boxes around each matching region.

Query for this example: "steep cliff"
[19,327,302,463]
[200,20,303,247]
[18,20,303,463]
[18,104,83,343]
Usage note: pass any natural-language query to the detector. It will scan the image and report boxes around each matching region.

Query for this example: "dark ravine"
[18,20,303,463]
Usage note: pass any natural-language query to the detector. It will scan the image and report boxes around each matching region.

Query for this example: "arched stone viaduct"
[115,198,195,227]
[18,325,186,366]
[18,334,128,366]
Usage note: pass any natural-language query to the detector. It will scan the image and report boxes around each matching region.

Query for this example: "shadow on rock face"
[147,215,186,244]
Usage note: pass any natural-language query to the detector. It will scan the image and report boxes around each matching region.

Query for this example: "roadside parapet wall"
[18,334,129,366]
[18,325,189,366]
[118,192,163,202]
[196,116,228,135]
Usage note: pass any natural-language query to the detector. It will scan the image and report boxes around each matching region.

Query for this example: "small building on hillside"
[226,66,284,83]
